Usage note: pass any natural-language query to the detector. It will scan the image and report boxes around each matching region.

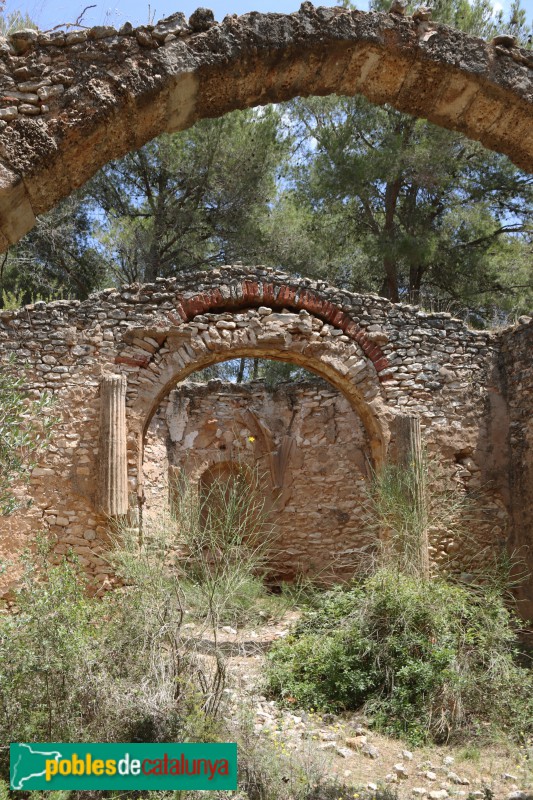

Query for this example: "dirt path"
[193,614,533,800]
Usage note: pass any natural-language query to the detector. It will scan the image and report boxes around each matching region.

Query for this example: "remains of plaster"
[1,5,533,248]
[0,267,527,611]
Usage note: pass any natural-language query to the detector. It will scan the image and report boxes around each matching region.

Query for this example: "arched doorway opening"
[141,357,376,582]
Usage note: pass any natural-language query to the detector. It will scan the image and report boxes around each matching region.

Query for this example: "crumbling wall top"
[1,5,533,249]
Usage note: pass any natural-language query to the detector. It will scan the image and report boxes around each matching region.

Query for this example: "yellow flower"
[248,435,255,442]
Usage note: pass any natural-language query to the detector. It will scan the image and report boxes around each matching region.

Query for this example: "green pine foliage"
[5,0,533,324]
[87,107,289,285]
[265,0,533,318]
[0,192,107,305]
[276,94,533,316]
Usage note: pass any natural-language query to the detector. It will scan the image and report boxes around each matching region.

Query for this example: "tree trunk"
[382,257,400,302]
[381,177,402,302]
[408,263,424,305]
[236,358,246,384]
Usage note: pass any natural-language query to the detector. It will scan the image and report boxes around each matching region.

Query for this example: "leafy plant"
[267,568,533,744]
[0,541,96,775]
[0,464,277,781]
[0,359,57,514]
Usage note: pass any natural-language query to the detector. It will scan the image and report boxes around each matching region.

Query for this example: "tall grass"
[0,464,278,779]
[267,446,533,745]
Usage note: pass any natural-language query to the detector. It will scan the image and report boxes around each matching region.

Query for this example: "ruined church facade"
[0,268,530,617]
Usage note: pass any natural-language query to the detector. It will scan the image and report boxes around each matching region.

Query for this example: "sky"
[4,0,532,33]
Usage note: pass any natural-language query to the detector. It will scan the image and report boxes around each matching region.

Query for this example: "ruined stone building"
[0,269,530,617]
[0,8,531,615]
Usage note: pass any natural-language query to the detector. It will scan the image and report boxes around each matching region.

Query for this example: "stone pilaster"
[98,373,128,516]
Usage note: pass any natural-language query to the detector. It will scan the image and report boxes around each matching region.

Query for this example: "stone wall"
[2,5,533,250]
[499,318,533,621]
[142,373,519,584]
[0,267,528,613]
[143,379,373,580]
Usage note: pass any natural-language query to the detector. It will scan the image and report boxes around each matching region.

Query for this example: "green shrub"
[0,465,278,783]
[0,543,96,760]
[0,541,222,782]
[267,568,533,744]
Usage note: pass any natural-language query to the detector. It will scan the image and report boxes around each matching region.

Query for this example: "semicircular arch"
[1,7,533,248]
[123,307,391,486]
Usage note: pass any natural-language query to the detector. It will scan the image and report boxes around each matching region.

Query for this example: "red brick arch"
[131,280,390,377]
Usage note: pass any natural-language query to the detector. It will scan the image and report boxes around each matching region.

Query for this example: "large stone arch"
[126,301,389,444]
[88,271,397,483]
[126,312,389,486]
[95,278,393,513]
[0,265,524,606]
[1,5,533,249]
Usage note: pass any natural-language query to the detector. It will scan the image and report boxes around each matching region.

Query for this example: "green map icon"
[11,744,64,790]
[10,742,237,791]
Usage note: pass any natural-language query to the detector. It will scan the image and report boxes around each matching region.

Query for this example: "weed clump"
[267,568,533,745]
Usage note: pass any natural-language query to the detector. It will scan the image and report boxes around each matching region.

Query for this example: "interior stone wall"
[142,375,516,585]
[143,379,373,580]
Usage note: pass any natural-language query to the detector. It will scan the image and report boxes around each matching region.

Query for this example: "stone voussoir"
[1,6,533,246]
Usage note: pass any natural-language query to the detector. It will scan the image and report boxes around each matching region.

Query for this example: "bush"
[266,568,533,744]
[0,536,224,783]
[0,464,278,783]
[0,543,96,755]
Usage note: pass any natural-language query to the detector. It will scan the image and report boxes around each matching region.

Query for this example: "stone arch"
[126,307,389,509]
[0,264,518,601]
[167,458,254,526]
[86,271,395,507]
[1,6,533,249]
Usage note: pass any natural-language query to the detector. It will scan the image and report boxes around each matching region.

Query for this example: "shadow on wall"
[142,379,374,582]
